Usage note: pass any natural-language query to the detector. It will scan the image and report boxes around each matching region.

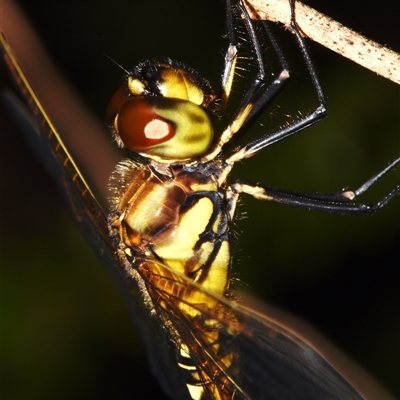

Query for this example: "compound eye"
[115,97,175,150]
[107,91,214,161]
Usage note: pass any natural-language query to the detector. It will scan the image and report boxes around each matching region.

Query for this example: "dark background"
[1,1,399,399]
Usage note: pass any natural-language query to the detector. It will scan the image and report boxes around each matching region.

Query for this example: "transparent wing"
[0,23,188,400]
[1,33,108,250]
[136,257,364,400]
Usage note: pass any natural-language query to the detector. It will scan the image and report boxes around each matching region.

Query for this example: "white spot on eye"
[144,119,169,139]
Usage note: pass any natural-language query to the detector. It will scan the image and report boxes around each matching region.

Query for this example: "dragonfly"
[1,0,398,400]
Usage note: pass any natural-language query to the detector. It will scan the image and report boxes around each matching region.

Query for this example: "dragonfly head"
[106,59,220,163]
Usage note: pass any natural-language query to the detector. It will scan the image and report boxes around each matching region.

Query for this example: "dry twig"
[245,0,400,84]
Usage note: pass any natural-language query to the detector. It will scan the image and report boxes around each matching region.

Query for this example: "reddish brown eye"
[115,97,175,151]
[107,82,214,161]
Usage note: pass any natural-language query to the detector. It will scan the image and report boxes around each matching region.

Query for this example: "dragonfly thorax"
[108,159,233,297]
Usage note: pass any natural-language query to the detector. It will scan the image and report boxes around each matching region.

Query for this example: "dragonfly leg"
[223,0,327,164]
[230,157,400,215]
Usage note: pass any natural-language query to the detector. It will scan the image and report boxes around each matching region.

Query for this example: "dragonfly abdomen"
[107,159,242,399]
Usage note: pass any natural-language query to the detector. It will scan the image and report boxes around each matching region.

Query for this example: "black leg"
[226,0,327,163]
[205,0,291,160]
[231,157,400,215]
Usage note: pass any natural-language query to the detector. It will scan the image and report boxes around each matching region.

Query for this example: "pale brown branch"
[244,0,400,84]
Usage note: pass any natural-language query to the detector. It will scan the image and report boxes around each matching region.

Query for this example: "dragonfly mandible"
[1,0,398,400]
